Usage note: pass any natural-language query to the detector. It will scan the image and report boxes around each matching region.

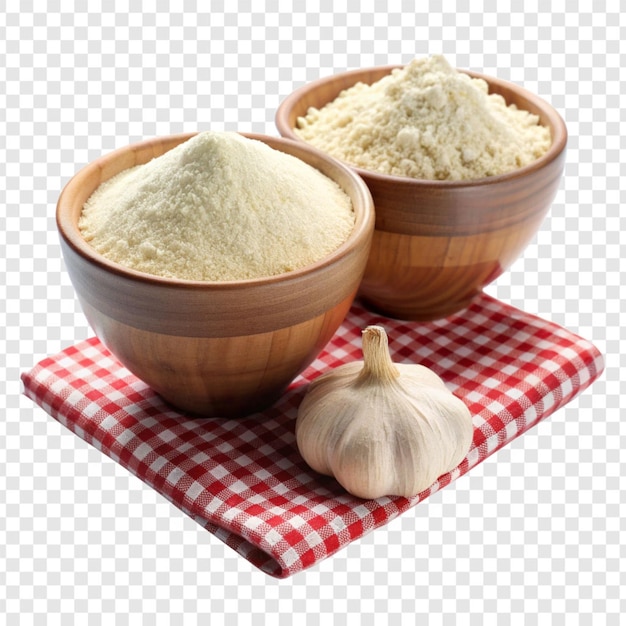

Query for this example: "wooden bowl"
[57,133,375,417]
[275,65,567,321]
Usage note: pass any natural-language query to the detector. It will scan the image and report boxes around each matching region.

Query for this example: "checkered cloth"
[21,293,603,578]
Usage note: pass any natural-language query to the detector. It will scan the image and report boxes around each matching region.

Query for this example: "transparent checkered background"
[2,3,624,624]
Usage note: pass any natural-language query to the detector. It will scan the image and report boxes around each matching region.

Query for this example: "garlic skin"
[295,326,473,499]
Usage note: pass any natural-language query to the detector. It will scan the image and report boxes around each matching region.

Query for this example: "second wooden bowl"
[276,65,568,321]
[56,133,375,417]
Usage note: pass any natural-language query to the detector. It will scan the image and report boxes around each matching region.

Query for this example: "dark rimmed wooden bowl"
[57,133,375,417]
[275,66,567,321]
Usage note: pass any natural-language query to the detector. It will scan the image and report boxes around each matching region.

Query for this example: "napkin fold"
[22,294,604,578]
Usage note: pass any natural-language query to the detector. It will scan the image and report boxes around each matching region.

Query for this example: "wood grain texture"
[275,65,568,321]
[79,295,355,416]
[57,133,375,417]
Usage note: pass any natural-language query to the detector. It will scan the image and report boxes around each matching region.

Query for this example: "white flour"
[295,55,551,181]
[79,131,355,281]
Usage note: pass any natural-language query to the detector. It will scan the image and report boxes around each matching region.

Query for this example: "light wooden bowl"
[57,133,375,417]
[276,65,567,321]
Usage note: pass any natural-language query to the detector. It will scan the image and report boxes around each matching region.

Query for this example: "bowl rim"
[275,64,568,187]
[56,131,375,291]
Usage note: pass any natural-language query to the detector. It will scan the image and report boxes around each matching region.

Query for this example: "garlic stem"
[356,325,400,385]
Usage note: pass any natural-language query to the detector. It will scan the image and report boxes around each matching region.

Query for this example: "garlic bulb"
[295,325,473,499]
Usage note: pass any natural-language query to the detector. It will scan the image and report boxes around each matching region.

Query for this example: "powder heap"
[79,132,355,281]
[295,55,552,181]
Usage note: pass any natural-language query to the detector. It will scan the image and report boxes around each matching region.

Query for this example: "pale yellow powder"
[295,55,552,181]
[79,131,355,281]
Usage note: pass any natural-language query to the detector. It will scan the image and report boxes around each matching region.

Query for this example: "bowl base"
[358,292,481,322]
[157,387,285,419]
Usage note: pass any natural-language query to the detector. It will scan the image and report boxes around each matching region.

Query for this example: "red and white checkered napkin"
[22,293,604,578]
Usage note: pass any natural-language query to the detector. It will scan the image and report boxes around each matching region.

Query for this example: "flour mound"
[79,131,355,281]
[295,55,551,181]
